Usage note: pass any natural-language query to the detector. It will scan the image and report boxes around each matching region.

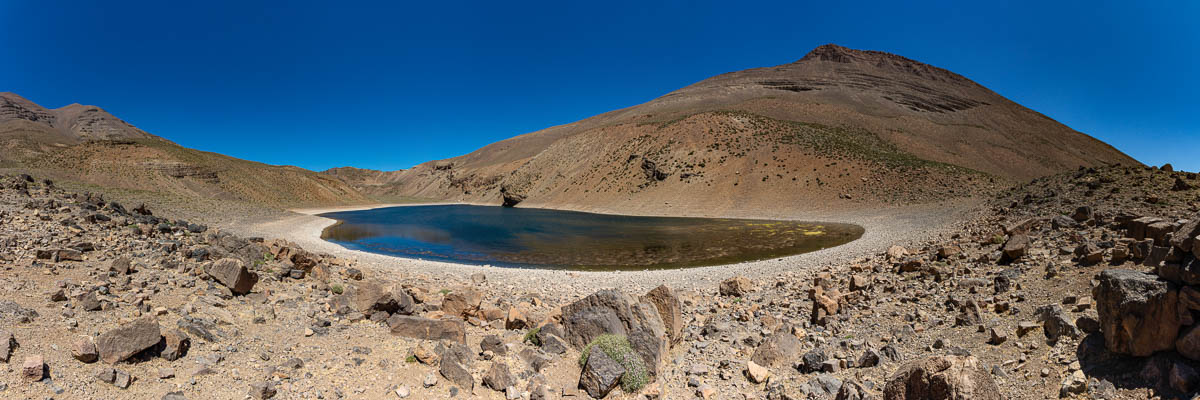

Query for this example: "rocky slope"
[0,164,1195,399]
[330,44,1137,215]
[0,92,370,211]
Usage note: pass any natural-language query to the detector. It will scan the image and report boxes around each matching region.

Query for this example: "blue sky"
[2,1,1197,172]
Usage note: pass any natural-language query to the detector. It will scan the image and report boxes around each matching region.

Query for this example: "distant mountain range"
[0,92,366,209]
[0,44,1138,214]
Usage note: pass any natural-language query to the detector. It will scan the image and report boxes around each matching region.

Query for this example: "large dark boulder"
[561,290,668,377]
[1093,269,1180,356]
[96,317,162,364]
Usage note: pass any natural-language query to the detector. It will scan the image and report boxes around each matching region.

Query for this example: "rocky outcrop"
[1093,269,1180,356]
[561,289,670,378]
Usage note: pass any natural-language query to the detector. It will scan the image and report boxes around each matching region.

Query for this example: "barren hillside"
[331,44,1137,216]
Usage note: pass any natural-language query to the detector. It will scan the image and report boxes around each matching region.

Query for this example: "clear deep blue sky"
[2,1,1197,172]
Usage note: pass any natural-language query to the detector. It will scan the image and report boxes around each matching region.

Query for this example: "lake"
[319,205,863,271]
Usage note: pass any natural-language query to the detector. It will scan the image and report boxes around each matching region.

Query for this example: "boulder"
[206,258,258,294]
[640,285,683,344]
[1035,304,1080,343]
[442,288,482,318]
[439,357,474,390]
[23,355,44,381]
[1171,217,1200,254]
[96,316,162,363]
[751,329,802,368]
[719,276,754,296]
[73,336,98,363]
[483,362,516,391]
[883,355,1002,400]
[387,315,466,343]
[745,360,771,383]
[579,348,624,398]
[1002,234,1029,261]
[161,329,190,361]
[352,280,414,315]
[1093,269,1180,356]
[561,289,669,378]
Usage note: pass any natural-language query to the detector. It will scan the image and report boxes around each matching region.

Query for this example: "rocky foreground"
[0,165,1198,399]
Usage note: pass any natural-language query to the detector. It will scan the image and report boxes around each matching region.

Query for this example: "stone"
[887,245,909,259]
[988,327,1007,345]
[1071,206,1093,222]
[386,315,466,343]
[442,288,482,318]
[206,258,258,295]
[800,348,828,373]
[883,355,1002,400]
[395,386,410,398]
[73,336,99,363]
[96,316,162,363]
[163,392,187,400]
[1059,370,1087,397]
[719,276,754,296]
[1171,217,1200,253]
[857,349,881,368]
[751,329,802,368]
[641,285,683,344]
[745,360,771,383]
[22,355,44,381]
[1002,234,1029,261]
[539,333,569,355]
[161,329,190,361]
[110,257,132,275]
[579,348,624,398]
[1035,304,1080,343]
[249,381,277,399]
[113,369,131,388]
[78,290,102,311]
[836,380,868,400]
[850,275,871,291]
[561,289,669,377]
[1175,324,1200,361]
[505,305,531,330]
[1093,269,1180,356]
[352,280,414,315]
[481,335,506,355]
[439,357,474,390]
[482,362,516,391]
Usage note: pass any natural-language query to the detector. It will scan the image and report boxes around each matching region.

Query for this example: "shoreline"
[241,198,984,297]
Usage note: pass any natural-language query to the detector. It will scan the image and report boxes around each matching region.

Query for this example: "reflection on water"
[319,205,863,271]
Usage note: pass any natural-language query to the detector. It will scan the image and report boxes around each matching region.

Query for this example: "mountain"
[330,44,1137,216]
[0,92,368,210]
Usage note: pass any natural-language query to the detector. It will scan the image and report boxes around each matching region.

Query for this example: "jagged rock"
[483,362,516,391]
[1035,304,1080,343]
[206,258,258,295]
[883,355,1001,400]
[442,288,482,318]
[1093,269,1180,356]
[641,285,683,344]
[887,245,909,259]
[481,335,507,355]
[745,360,771,383]
[96,316,162,363]
[579,348,624,398]
[1173,177,1194,191]
[836,380,868,400]
[1071,206,1093,222]
[719,276,754,296]
[387,315,466,343]
[1171,217,1200,254]
[73,336,98,363]
[249,381,277,399]
[751,329,802,368]
[800,348,828,373]
[161,329,190,361]
[561,289,669,377]
[110,257,133,275]
[810,275,842,326]
[1002,234,1029,261]
[352,280,413,315]
[439,357,474,390]
[78,290,102,311]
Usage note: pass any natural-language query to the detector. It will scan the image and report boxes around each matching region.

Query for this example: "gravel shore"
[240,199,983,297]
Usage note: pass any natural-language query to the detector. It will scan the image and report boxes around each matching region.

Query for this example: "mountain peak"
[797,43,973,85]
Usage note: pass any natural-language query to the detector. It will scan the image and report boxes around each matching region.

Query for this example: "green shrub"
[405,355,417,363]
[579,334,649,392]
[523,327,542,346]
[330,284,344,295]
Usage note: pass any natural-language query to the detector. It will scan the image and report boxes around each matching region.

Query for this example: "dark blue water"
[319,205,863,270]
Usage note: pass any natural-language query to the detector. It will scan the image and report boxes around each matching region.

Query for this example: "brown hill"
[0,92,368,210]
[331,44,1137,216]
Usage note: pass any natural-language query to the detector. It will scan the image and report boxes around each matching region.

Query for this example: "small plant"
[523,327,542,346]
[991,234,1006,245]
[405,355,417,363]
[330,284,344,295]
[579,334,648,392]
[262,252,276,263]
[438,289,451,296]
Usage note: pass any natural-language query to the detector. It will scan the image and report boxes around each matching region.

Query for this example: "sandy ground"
[238,199,984,298]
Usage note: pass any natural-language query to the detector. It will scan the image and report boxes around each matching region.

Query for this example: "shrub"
[523,326,542,346]
[330,284,344,295]
[579,334,648,392]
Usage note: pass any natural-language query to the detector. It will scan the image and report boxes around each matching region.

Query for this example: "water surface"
[319,205,863,271]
